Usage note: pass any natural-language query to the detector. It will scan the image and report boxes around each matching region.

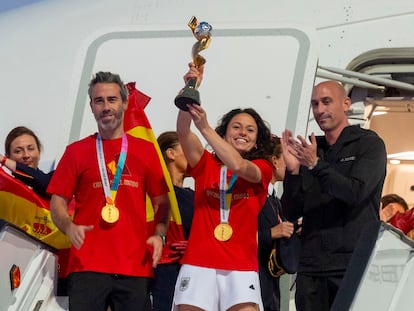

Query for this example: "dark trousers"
[68,271,151,311]
[259,265,281,311]
[295,273,343,311]
[151,263,181,311]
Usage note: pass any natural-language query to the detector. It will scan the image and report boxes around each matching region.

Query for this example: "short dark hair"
[270,134,282,160]
[157,131,179,161]
[88,71,129,102]
[5,126,42,156]
[214,108,273,161]
[381,193,409,211]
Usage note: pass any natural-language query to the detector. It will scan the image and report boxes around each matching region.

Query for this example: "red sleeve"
[47,145,77,200]
[252,158,273,190]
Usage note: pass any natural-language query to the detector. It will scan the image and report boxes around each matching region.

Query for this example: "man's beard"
[97,111,123,132]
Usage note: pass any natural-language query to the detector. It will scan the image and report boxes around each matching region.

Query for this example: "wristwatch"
[157,233,167,246]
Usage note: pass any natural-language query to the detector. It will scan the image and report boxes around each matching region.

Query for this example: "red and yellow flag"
[124,82,184,263]
[0,168,71,249]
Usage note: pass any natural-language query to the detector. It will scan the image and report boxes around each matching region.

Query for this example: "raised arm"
[0,153,17,172]
[189,104,262,183]
[1,152,53,197]
[176,109,205,168]
[176,63,205,168]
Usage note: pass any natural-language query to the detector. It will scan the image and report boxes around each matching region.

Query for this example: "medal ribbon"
[219,165,237,224]
[96,133,128,204]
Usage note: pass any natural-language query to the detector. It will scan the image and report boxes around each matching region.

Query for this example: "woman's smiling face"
[9,134,41,168]
[224,113,258,155]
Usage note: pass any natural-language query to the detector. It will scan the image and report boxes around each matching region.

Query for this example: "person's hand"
[380,203,404,222]
[66,223,94,249]
[295,218,303,235]
[147,234,164,268]
[167,240,188,262]
[281,129,300,174]
[0,152,16,172]
[187,104,209,132]
[183,62,204,87]
[380,204,398,222]
[271,221,294,239]
[170,240,188,253]
[291,132,318,168]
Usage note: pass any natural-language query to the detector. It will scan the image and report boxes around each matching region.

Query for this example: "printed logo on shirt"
[179,277,190,291]
[92,179,139,189]
[205,189,250,201]
[340,156,356,162]
[108,153,132,176]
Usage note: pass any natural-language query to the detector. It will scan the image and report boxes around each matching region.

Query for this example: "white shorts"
[172,264,263,311]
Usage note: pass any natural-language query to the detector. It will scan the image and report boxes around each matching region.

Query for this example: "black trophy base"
[174,89,200,111]
[174,95,200,111]
[174,78,200,111]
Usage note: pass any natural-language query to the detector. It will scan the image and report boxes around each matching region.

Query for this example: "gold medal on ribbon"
[101,203,119,223]
[214,223,233,241]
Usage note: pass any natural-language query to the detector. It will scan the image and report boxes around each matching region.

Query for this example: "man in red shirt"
[48,71,170,311]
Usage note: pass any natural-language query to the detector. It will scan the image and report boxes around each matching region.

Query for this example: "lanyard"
[96,133,128,204]
[268,184,282,223]
[219,165,237,224]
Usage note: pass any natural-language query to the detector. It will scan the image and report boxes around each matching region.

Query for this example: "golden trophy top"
[188,16,212,68]
[174,16,212,110]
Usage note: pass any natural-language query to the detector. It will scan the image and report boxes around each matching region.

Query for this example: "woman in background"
[1,126,68,295]
[1,126,53,197]
[258,135,294,311]
[152,131,194,311]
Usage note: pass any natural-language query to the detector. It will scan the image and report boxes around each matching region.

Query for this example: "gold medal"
[214,223,233,241]
[101,203,119,223]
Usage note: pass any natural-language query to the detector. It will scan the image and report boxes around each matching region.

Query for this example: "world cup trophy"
[174,16,213,111]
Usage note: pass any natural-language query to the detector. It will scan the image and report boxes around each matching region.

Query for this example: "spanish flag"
[0,168,71,249]
[124,82,185,264]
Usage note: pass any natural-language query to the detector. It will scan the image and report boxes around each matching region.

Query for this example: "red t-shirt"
[181,150,272,271]
[47,133,169,277]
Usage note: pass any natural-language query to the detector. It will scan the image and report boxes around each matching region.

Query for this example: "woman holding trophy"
[173,55,274,311]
